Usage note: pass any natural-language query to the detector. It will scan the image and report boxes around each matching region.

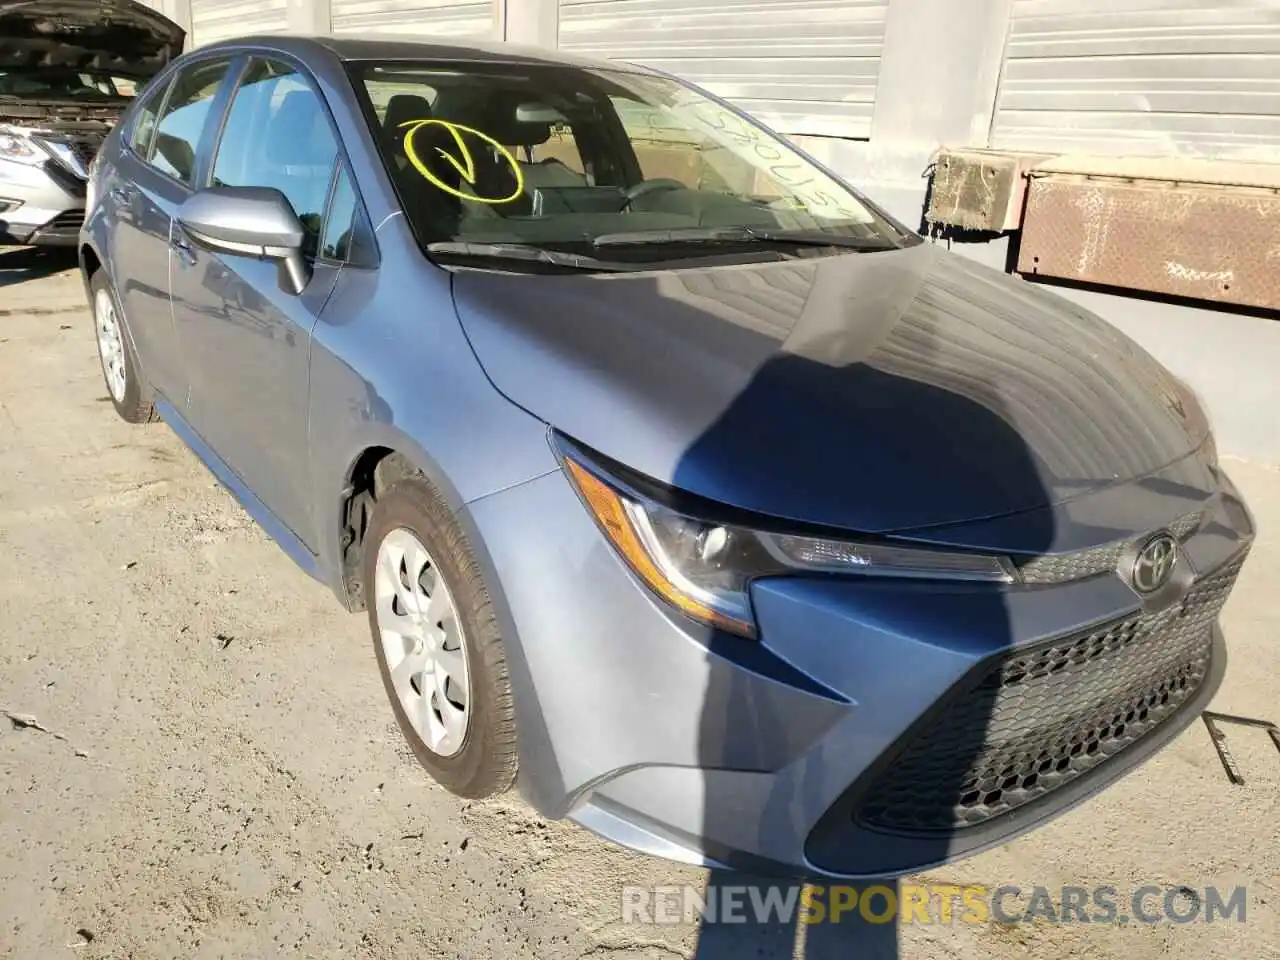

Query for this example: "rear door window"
[210,58,339,257]
[128,77,171,157]
[150,58,233,185]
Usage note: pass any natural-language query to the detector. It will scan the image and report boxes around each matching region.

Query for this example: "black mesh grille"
[853,549,1247,834]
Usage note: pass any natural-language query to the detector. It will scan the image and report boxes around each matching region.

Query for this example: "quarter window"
[320,166,359,262]
[211,59,339,257]
[150,58,232,185]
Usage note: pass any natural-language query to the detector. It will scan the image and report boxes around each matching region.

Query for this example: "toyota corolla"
[79,35,1254,879]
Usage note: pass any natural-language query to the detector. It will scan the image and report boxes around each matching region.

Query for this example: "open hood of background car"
[0,0,184,78]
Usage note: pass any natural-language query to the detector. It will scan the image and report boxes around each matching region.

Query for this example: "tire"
[90,271,158,424]
[363,476,518,799]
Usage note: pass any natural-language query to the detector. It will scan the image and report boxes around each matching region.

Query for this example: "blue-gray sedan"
[79,35,1254,879]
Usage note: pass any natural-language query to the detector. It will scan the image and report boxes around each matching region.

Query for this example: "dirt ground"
[0,246,1276,960]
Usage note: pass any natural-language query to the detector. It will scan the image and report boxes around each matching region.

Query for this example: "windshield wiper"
[426,241,632,272]
[751,228,903,251]
[591,226,901,251]
[591,226,758,247]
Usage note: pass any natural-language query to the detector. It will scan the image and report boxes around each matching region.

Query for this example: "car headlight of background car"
[85,150,103,217]
[558,437,1016,638]
[0,129,45,166]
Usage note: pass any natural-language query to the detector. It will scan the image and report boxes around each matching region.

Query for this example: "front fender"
[305,239,560,601]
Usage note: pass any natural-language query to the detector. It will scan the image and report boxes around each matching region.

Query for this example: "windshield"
[0,69,136,100]
[349,61,908,263]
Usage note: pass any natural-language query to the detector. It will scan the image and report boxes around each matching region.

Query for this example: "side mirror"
[176,186,311,295]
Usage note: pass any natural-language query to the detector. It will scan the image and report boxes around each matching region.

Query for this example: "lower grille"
[46,209,86,230]
[853,549,1247,834]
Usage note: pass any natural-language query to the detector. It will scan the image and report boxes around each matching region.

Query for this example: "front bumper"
[0,156,86,246]
[467,460,1254,879]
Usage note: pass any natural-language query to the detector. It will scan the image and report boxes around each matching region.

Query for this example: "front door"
[169,58,343,549]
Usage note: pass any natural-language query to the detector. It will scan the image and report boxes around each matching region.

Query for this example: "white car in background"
[0,0,183,247]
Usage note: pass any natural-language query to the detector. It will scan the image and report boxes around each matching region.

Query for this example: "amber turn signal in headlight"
[563,457,759,637]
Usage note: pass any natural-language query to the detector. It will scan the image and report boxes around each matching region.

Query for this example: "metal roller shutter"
[332,0,496,41]
[992,0,1280,160]
[189,0,288,47]
[557,0,889,139]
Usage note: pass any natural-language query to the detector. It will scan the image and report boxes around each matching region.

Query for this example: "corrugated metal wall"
[992,0,1280,160]
[557,0,889,139]
[189,0,288,47]
[332,0,495,40]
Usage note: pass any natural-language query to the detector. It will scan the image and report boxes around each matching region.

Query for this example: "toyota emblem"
[1132,533,1178,593]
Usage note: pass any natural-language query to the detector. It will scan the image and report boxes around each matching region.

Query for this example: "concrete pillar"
[502,0,558,49]
[161,0,192,48]
[791,0,1012,221]
[287,0,332,37]
[869,0,1013,149]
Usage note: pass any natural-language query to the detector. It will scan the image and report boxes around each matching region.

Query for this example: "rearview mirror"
[516,102,567,124]
[176,186,311,296]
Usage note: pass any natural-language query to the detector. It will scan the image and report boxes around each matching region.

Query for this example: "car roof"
[197,33,647,74]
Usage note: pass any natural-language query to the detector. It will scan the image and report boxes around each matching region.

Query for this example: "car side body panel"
[171,220,340,550]
[156,395,323,580]
[305,215,562,597]
[100,142,191,403]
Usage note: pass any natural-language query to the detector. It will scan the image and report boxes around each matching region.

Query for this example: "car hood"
[0,0,184,78]
[452,242,1208,534]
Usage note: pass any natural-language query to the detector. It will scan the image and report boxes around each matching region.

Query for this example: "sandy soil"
[1,248,1276,959]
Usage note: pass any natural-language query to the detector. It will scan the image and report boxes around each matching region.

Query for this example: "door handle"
[171,232,197,265]
[108,186,132,205]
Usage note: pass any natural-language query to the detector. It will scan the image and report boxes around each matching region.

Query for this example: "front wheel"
[363,476,518,798]
[90,272,158,424]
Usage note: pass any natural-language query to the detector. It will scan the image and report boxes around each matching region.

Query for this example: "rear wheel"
[90,272,158,424]
[364,476,518,798]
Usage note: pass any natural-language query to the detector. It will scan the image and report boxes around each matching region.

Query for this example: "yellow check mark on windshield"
[398,118,524,205]
[433,122,476,184]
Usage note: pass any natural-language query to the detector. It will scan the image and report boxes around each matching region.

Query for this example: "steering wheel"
[621,178,687,210]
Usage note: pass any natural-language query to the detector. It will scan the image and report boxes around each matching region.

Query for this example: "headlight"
[0,131,45,166]
[559,441,1017,638]
[85,152,102,215]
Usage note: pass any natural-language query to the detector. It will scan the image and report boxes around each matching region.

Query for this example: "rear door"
[169,56,345,549]
[103,56,237,407]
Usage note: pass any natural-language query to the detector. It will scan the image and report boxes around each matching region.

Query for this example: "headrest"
[485,115,552,148]
[384,93,431,138]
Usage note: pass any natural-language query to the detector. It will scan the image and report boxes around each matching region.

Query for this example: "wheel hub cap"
[374,528,471,757]
[94,289,127,403]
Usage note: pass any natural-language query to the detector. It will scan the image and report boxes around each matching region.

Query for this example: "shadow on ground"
[0,247,78,287]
